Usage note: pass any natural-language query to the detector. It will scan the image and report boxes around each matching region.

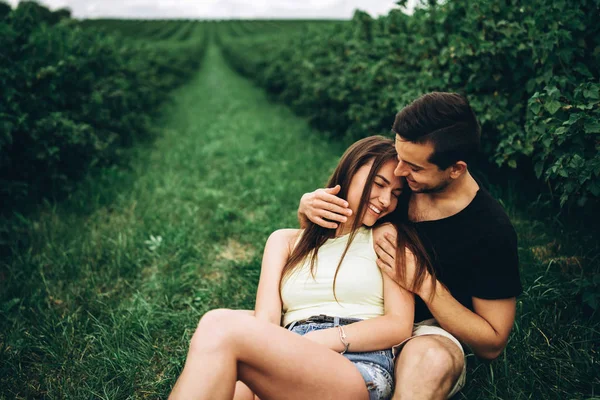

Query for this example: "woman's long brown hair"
[281,135,436,299]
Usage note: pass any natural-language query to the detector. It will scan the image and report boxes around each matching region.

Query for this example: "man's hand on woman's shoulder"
[374,227,434,299]
[298,185,353,229]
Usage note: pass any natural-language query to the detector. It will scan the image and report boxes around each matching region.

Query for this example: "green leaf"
[534,161,544,178]
[583,88,600,100]
[2,298,21,312]
[558,168,569,178]
[544,100,562,115]
[546,86,560,98]
[575,63,593,78]
[554,127,567,135]
[530,101,541,114]
[560,193,569,207]
[584,120,600,134]
[508,159,517,168]
[542,136,553,147]
[583,291,598,310]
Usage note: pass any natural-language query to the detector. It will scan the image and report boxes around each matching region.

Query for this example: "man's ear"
[449,161,467,179]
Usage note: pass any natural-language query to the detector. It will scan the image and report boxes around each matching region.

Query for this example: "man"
[298,92,522,399]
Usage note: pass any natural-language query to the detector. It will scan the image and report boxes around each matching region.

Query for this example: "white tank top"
[281,227,384,327]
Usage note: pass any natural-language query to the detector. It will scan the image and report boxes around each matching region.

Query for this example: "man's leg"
[393,335,464,400]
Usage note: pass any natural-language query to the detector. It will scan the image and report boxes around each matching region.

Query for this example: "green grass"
[1,41,598,399]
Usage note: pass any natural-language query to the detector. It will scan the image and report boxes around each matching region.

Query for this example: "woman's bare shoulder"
[268,229,302,249]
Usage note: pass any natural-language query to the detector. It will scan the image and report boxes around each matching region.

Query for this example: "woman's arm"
[303,224,414,352]
[309,269,414,352]
[254,229,299,326]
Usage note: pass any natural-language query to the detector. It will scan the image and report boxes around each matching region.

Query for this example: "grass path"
[1,43,345,399]
[1,42,598,399]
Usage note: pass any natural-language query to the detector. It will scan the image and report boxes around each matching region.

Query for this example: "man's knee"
[396,336,464,381]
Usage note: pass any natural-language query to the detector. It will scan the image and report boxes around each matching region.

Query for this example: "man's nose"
[394,161,409,177]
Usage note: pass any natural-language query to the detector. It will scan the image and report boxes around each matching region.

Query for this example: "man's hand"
[375,232,433,299]
[298,185,353,229]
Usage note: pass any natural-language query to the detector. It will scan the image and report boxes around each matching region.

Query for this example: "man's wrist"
[298,213,308,229]
[298,195,308,228]
[417,273,437,304]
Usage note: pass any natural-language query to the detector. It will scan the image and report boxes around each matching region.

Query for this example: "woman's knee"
[190,308,240,352]
[397,336,463,381]
[198,308,237,328]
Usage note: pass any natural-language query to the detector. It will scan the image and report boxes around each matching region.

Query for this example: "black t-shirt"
[409,188,522,322]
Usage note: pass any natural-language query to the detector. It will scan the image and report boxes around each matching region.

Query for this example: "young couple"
[170,92,522,400]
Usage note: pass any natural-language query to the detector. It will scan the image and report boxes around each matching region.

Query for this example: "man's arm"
[375,233,517,360]
[420,282,516,360]
[297,185,352,229]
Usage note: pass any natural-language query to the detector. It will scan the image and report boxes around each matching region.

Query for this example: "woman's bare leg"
[234,381,256,400]
[232,312,259,400]
[170,309,369,400]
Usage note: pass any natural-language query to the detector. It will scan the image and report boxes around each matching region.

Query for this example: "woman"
[170,136,433,400]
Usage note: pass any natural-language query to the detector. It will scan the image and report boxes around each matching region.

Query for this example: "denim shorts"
[287,318,394,400]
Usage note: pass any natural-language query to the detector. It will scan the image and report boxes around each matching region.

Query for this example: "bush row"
[0,2,207,208]
[217,0,600,207]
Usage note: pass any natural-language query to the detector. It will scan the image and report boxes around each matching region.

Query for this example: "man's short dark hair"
[391,92,481,170]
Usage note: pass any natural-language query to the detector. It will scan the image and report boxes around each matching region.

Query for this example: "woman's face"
[346,159,404,228]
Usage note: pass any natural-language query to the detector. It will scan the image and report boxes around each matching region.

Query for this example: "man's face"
[394,135,452,194]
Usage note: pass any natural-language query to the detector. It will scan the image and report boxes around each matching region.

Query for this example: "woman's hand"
[298,185,353,229]
[302,329,343,352]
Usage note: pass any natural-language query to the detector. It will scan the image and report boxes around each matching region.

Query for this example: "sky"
[5,0,417,19]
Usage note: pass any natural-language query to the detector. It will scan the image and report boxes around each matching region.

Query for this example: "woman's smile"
[368,203,383,216]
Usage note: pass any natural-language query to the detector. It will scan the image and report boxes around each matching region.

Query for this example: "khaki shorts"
[393,319,467,398]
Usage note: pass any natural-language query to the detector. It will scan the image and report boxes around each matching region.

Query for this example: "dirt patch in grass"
[531,242,583,274]
[216,239,255,263]
[531,242,559,262]
[203,270,225,281]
